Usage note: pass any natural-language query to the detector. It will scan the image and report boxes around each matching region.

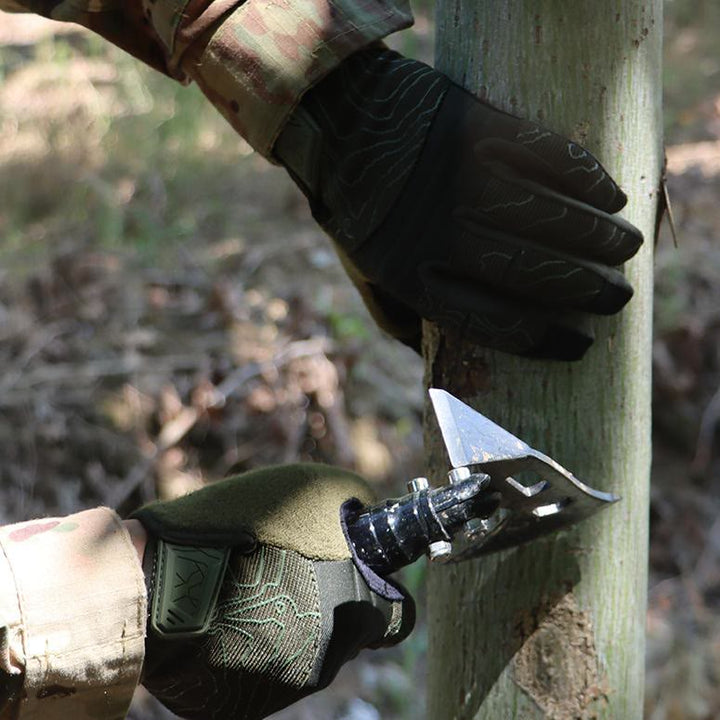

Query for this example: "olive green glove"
[274,46,643,360]
[130,464,413,720]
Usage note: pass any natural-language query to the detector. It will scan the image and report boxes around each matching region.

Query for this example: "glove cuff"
[273,105,323,200]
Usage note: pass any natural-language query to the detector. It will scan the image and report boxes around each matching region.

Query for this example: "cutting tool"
[344,389,617,576]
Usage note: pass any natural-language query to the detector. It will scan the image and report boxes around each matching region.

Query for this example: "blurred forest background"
[1,2,720,718]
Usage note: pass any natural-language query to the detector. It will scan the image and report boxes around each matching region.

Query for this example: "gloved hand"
[273,46,644,360]
[130,464,413,720]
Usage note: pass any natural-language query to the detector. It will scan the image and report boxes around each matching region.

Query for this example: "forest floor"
[3,6,720,719]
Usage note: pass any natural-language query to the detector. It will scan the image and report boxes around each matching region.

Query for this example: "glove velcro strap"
[150,541,230,638]
[273,106,323,200]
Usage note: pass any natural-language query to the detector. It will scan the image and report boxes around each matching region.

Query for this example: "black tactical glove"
[274,46,643,360]
[131,464,413,720]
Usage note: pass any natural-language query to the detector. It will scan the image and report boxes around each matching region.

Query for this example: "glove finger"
[461,88,627,213]
[422,269,595,361]
[446,219,634,315]
[515,127,625,213]
[461,166,643,265]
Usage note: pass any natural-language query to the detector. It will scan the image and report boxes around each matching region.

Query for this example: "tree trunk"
[424,3,663,719]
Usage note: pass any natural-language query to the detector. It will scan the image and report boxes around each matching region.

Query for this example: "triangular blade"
[428,388,618,556]
[429,388,532,467]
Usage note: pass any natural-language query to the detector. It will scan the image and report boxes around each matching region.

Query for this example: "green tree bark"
[424,3,663,718]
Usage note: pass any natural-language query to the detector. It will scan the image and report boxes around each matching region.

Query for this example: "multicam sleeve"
[0,508,147,720]
[0,0,172,77]
[141,0,415,157]
[2,0,413,157]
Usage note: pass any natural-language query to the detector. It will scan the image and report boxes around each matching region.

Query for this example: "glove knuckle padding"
[133,463,375,560]
[135,464,413,720]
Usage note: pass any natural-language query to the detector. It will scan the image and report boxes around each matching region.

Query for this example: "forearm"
[1,0,413,157]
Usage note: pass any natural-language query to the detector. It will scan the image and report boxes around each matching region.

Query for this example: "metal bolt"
[407,476,429,493]
[448,467,471,484]
[428,540,453,561]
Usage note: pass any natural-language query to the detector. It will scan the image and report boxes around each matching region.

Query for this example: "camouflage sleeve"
[145,0,414,157]
[2,0,413,157]
[0,1,172,77]
[0,509,147,720]
[2,0,413,156]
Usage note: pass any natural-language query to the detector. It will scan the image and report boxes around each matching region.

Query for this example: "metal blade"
[428,388,618,556]
[429,388,533,467]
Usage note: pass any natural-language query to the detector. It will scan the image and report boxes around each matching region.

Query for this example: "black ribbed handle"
[344,474,499,576]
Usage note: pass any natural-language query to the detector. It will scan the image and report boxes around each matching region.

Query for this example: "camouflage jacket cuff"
[170,0,414,157]
[0,508,147,720]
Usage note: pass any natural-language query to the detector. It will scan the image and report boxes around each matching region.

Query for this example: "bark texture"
[424,3,663,719]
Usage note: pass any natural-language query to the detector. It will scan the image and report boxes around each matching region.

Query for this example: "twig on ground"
[110,337,335,509]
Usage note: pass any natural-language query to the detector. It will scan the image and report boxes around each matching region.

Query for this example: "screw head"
[407,476,430,493]
[448,467,471,484]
